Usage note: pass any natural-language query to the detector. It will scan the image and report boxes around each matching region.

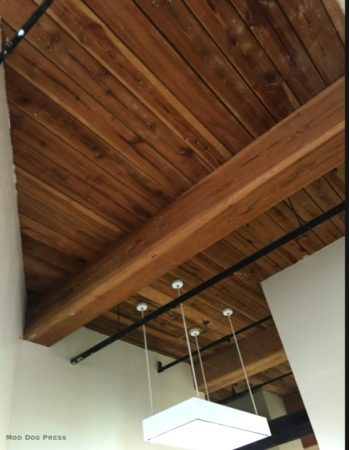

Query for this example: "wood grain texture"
[3,29,191,202]
[32,0,235,166]
[278,0,344,84]
[2,1,214,185]
[0,0,344,397]
[82,0,254,150]
[133,0,276,135]
[23,79,344,345]
[197,325,287,393]
[183,0,300,119]
[321,0,345,43]
[233,0,327,102]
[210,363,297,401]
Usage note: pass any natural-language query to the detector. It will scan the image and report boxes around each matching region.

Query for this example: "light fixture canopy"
[136,302,148,312]
[143,397,271,450]
[222,307,234,317]
[171,279,184,290]
[189,327,201,337]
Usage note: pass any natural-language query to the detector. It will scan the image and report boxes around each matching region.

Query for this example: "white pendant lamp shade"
[143,397,271,450]
[140,285,271,449]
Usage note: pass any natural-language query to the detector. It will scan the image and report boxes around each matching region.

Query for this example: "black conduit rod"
[157,315,273,373]
[70,201,345,365]
[219,371,293,405]
[0,0,54,65]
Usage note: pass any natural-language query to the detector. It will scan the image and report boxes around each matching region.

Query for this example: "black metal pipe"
[219,371,293,405]
[70,201,345,365]
[157,315,273,373]
[236,409,313,450]
[0,0,54,64]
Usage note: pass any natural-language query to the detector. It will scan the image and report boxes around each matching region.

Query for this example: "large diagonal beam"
[197,326,287,393]
[24,78,344,345]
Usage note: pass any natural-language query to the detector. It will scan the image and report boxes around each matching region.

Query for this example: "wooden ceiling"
[1,0,344,401]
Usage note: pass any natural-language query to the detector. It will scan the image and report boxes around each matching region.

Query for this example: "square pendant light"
[143,397,271,450]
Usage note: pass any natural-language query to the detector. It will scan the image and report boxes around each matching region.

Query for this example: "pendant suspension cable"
[223,308,258,415]
[195,337,210,401]
[219,371,293,405]
[180,303,200,398]
[172,280,200,397]
[142,311,154,414]
[157,315,272,374]
[190,329,210,401]
[137,303,154,415]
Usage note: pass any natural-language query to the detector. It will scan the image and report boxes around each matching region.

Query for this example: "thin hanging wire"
[179,291,200,398]
[193,335,210,401]
[226,314,258,415]
[140,310,154,414]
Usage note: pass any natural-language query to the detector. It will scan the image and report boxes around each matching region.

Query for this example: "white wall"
[262,238,345,450]
[6,328,194,450]
[0,46,26,437]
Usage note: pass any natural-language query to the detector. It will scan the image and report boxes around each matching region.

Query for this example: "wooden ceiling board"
[182,0,301,119]
[2,33,194,204]
[11,111,149,230]
[321,0,345,44]
[16,169,123,244]
[19,214,95,262]
[81,0,255,147]
[32,0,234,168]
[277,0,344,84]
[197,325,288,393]
[21,235,84,274]
[133,0,279,132]
[225,0,328,101]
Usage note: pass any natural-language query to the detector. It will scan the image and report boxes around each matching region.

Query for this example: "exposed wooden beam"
[197,326,287,393]
[283,391,306,413]
[24,78,345,345]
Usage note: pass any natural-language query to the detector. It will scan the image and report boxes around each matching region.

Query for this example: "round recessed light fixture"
[171,279,184,290]
[222,307,234,317]
[136,302,148,312]
[189,327,201,338]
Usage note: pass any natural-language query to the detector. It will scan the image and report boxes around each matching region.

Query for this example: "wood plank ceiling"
[1,0,344,401]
